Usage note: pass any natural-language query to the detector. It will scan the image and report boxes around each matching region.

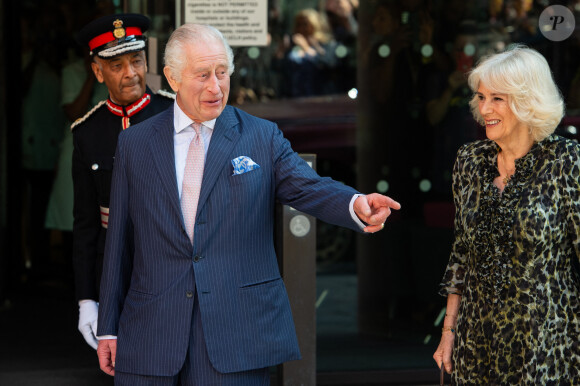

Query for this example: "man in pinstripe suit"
[96,23,400,385]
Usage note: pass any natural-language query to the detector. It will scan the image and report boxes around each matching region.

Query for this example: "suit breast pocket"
[226,167,265,210]
[228,167,263,186]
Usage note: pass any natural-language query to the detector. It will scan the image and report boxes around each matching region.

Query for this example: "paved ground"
[0,265,440,385]
[315,274,439,374]
[0,278,113,386]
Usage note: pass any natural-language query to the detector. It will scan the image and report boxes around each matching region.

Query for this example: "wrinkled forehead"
[186,41,228,65]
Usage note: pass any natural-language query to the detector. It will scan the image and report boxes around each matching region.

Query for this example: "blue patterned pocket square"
[231,156,260,175]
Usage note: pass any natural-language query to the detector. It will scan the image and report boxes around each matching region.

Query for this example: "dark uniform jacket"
[72,87,174,302]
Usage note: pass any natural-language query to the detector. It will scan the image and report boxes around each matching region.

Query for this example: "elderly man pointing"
[97,23,400,385]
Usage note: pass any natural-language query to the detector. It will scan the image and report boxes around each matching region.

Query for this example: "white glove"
[78,299,99,350]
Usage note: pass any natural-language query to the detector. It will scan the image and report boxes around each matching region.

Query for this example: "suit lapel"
[148,107,182,220]
[197,106,241,213]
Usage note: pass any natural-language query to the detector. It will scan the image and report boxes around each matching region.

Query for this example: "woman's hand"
[291,33,317,57]
[433,331,455,374]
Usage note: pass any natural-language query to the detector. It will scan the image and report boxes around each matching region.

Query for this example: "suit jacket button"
[91,163,99,170]
[193,255,200,262]
[186,291,193,298]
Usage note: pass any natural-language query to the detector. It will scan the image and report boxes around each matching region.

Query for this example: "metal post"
[276,154,317,386]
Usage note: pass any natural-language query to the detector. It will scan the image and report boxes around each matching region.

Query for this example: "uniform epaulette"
[156,89,176,99]
[71,100,107,131]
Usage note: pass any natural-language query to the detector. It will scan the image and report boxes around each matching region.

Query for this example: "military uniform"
[72,13,175,303]
[72,89,173,301]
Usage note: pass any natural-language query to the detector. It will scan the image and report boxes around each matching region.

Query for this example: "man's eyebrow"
[193,61,228,72]
[193,65,210,73]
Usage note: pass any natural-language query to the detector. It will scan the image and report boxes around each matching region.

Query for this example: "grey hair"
[467,45,564,142]
[164,23,235,83]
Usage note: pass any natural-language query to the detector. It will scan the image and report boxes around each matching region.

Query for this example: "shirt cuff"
[349,194,366,230]
[97,335,117,340]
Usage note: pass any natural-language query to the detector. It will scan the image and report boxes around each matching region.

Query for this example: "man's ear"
[163,66,179,93]
[91,61,104,83]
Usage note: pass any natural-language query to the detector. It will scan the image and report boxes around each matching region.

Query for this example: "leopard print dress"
[439,135,580,385]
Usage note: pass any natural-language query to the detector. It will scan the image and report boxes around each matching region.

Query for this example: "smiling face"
[476,83,530,147]
[163,38,230,123]
[92,51,147,106]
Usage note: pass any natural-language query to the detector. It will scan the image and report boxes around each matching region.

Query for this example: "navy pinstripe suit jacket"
[97,104,362,376]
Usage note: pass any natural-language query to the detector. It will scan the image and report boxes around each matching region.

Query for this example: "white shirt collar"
[173,100,216,133]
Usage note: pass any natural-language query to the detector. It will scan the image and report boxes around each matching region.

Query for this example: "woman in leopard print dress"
[433,45,580,384]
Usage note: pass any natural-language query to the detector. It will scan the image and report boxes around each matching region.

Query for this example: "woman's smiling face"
[476,83,528,146]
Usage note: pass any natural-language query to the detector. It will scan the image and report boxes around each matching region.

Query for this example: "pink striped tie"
[181,122,205,243]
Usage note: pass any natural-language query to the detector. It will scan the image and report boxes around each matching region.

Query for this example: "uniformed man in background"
[72,13,174,349]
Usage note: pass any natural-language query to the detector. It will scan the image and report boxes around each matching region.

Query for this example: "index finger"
[384,196,401,210]
[368,194,401,211]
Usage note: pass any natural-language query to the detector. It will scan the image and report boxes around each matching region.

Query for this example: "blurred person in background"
[20,6,65,282]
[320,0,358,92]
[44,0,113,289]
[281,8,338,97]
[424,21,482,200]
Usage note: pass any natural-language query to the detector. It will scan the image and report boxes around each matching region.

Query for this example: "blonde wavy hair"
[293,9,333,44]
[468,45,564,142]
